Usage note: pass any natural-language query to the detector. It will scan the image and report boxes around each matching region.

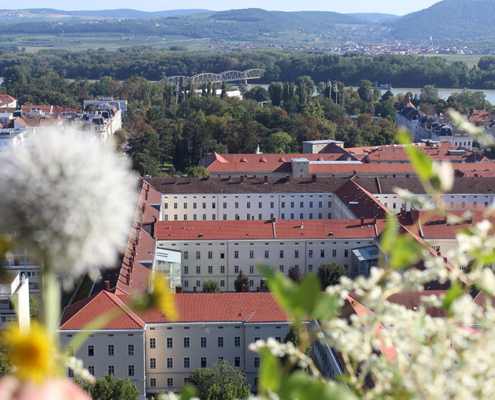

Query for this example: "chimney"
[286,175,290,183]
[228,175,232,181]
[129,258,134,272]
[353,169,357,176]
[300,221,304,229]
[263,175,268,184]
[272,216,276,223]
[262,284,266,292]
[176,286,182,294]
[242,284,247,292]
[361,217,364,227]
[153,215,157,223]
[475,173,479,178]
[311,174,316,183]
[240,175,244,183]
[142,203,146,213]
[373,217,377,225]
[405,174,410,178]
[193,286,197,293]
[145,190,148,200]
[253,175,257,179]
[105,280,110,291]
[126,273,131,286]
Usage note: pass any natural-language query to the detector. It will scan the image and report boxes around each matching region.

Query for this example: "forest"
[3,49,495,89]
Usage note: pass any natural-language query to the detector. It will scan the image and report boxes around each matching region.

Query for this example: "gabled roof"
[60,291,144,330]
[0,94,15,102]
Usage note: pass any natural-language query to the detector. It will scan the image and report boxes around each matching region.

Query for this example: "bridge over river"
[164,69,265,86]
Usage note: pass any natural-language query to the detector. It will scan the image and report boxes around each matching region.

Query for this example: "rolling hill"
[390,0,495,40]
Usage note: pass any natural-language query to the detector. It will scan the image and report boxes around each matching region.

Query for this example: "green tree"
[317,263,347,288]
[268,82,284,106]
[78,374,139,400]
[186,166,209,178]
[29,294,41,319]
[357,80,375,103]
[189,360,251,400]
[263,131,294,154]
[234,270,249,292]
[202,279,220,293]
[288,266,301,283]
[420,85,441,104]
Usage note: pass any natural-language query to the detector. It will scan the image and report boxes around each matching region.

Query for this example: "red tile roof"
[155,219,386,241]
[61,292,291,329]
[0,94,15,102]
[60,291,144,330]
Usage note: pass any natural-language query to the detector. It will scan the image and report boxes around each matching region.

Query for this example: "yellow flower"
[3,322,57,384]
[151,274,179,322]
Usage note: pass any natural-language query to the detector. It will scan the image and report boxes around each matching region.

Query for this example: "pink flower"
[0,376,91,400]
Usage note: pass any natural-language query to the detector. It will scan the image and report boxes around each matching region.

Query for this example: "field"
[420,53,484,68]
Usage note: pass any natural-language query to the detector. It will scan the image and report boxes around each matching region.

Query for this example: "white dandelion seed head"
[0,129,137,282]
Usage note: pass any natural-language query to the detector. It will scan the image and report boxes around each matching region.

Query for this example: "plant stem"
[44,268,60,343]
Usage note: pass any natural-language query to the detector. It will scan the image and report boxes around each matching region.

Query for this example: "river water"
[383,87,495,104]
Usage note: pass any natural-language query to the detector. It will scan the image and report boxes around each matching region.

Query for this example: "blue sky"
[9,0,441,16]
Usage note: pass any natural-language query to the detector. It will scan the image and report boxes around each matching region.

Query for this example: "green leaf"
[381,214,399,253]
[180,383,197,400]
[313,293,339,321]
[442,283,464,317]
[259,264,297,310]
[259,347,282,395]
[398,131,441,189]
[388,235,422,269]
[292,274,321,318]
[278,371,356,400]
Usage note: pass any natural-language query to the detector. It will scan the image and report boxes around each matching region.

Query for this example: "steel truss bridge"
[164,69,265,86]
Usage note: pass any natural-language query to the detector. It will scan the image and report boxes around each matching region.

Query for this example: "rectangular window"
[308,265,313,272]
[184,251,189,260]
[234,357,241,367]
[249,279,254,287]
[300,202,304,208]
[108,344,114,356]
[208,266,213,274]
[295,250,299,259]
[220,265,225,274]
[128,365,134,377]
[258,214,262,220]
[212,203,216,209]
[196,266,201,274]
[223,202,227,209]
[150,338,156,349]
[184,337,190,348]
[234,266,239,273]
[309,201,313,208]
[88,366,94,375]
[247,202,251,209]
[193,202,197,209]
[300,213,304,219]
[235,202,239,209]
[201,337,207,348]
[167,338,173,349]
[308,249,313,258]
[202,203,206,209]
[328,201,332,208]
[150,378,156,388]
[68,368,74,378]
[234,251,239,259]
[167,378,173,388]
[201,357,207,368]
[281,213,285,219]
[319,213,323,219]
[196,251,201,259]
[128,344,134,356]
[164,203,169,209]
[174,203,178,209]
[291,202,294,208]
[167,358,173,369]
[250,265,254,274]
[258,202,262,208]
[332,249,337,257]
[220,252,225,259]
[249,250,254,259]
[264,251,269,259]
[196,280,201,287]
[309,213,313,219]
[279,265,284,273]
[208,251,213,259]
[234,337,241,347]
[281,202,285,208]
[345,249,349,257]
[319,201,323,208]
[184,266,189,275]
[280,250,284,259]
[184,357,190,368]
[150,358,156,369]
[184,280,189,288]
[108,365,115,376]
[321,250,325,258]
[270,202,274,208]
[174,214,178,221]
[290,213,294,219]
[220,280,225,287]
[218,337,224,348]
[254,357,260,368]
[88,345,94,357]
[223,214,227,220]
[184,203,187,209]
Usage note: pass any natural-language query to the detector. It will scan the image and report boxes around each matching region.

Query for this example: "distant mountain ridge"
[389,0,495,40]
[347,13,399,22]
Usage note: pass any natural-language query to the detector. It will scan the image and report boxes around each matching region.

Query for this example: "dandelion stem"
[43,267,60,343]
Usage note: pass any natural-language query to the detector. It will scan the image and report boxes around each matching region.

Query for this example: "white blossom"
[0,130,137,282]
